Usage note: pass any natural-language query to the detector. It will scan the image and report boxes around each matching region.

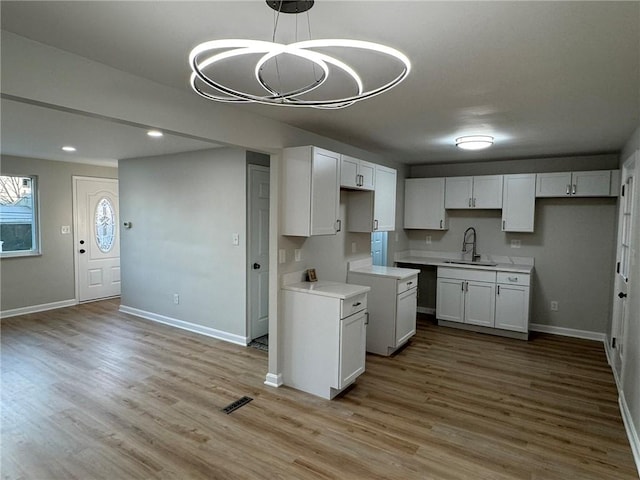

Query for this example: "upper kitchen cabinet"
[347,165,397,232]
[502,174,536,232]
[341,155,375,190]
[282,146,340,236]
[404,177,448,230]
[536,170,617,197]
[445,175,503,209]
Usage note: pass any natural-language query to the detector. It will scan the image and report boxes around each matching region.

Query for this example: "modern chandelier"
[188,1,411,109]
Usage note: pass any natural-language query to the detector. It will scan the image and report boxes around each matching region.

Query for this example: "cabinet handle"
[336,219,342,232]
[508,276,518,282]
[566,184,571,195]
[572,184,576,195]
[440,219,443,229]
[473,197,476,208]
[407,281,413,286]
[374,219,379,230]
[468,197,472,207]
[365,312,369,325]
[352,302,362,307]
[465,281,469,292]
[461,282,465,291]
[502,220,506,230]
[497,285,500,295]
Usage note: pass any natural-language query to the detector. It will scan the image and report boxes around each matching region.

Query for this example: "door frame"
[247,164,270,341]
[72,175,119,303]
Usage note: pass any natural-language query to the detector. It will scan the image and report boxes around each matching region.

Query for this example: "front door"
[248,165,270,340]
[73,176,120,302]
[611,152,637,375]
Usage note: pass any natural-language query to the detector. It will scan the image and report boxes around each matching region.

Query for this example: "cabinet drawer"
[496,272,530,286]
[397,274,418,294]
[438,267,496,283]
[341,293,367,318]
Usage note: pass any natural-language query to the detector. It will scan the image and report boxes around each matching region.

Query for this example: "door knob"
[618,292,628,299]
[79,249,86,254]
[253,263,260,269]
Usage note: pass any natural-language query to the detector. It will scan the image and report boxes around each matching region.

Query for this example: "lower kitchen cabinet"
[436,268,496,327]
[495,272,531,333]
[347,266,419,356]
[282,281,369,399]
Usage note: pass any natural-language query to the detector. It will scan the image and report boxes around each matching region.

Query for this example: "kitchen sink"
[444,260,498,267]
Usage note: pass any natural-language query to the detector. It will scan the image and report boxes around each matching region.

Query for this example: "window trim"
[0,174,41,258]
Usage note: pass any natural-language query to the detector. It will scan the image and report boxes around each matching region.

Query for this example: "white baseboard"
[119,305,248,346]
[417,306,436,315]
[1,299,77,319]
[620,393,640,477]
[264,372,282,388]
[529,323,606,342]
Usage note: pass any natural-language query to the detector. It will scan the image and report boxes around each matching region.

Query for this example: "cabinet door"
[473,175,503,208]
[536,172,572,197]
[359,161,376,191]
[311,149,340,235]
[337,311,366,389]
[502,174,536,232]
[495,284,529,332]
[465,281,495,327]
[404,178,448,230]
[572,170,611,197]
[395,288,417,347]
[373,165,397,231]
[340,155,359,189]
[445,176,473,208]
[436,278,465,323]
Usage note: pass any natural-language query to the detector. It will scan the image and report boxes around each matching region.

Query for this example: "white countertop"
[395,252,534,274]
[282,281,370,299]
[348,265,421,280]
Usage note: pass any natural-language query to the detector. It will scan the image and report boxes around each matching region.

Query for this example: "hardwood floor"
[2,299,637,479]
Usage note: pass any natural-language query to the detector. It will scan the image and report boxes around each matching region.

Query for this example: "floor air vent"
[222,396,253,414]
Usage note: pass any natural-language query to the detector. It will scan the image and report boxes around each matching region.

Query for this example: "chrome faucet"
[462,227,481,262]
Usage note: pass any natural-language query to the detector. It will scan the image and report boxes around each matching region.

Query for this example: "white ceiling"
[1,1,639,165]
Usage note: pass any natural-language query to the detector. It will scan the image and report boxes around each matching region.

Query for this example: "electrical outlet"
[279,249,286,264]
[173,294,180,305]
[510,239,521,248]
[294,249,301,262]
[550,301,558,311]
[426,235,432,245]
[60,225,71,234]
[232,233,240,246]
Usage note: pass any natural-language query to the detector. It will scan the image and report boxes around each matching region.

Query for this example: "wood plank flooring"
[1,299,637,479]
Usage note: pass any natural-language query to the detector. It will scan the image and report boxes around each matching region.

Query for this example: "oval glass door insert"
[95,197,116,253]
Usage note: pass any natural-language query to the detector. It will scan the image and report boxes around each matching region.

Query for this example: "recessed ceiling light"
[62,146,77,152]
[147,130,163,138]
[455,135,494,150]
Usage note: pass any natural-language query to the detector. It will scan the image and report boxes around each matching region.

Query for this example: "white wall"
[0,155,117,314]
[118,148,249,339]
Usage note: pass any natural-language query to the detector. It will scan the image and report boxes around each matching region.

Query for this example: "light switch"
[510,239,521,248]
[279,249,286,264]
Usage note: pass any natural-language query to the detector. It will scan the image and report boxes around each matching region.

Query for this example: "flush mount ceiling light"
[62,146,77,152]
[455,135,494,150]
[147,130,163,138]
[188,1,411,109]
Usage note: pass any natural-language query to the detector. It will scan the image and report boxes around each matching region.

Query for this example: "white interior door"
[371,231,387,266]
[73,176,120,302]
[611,152,637,373]
[248,165,270,340]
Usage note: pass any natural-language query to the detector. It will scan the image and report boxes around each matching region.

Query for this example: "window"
[0,175,40,257]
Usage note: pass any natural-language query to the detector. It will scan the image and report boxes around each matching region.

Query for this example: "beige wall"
[0,155,117,312]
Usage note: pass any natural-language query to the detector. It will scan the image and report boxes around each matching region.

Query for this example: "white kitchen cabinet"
[341,155,375,190]
[445,175,503,209]
[436,267,496,327]
[282,281,370,399]
[404,177,448,230]
[347,265,419,356]
[495,272,531,333]
[536,170,612,197]
[501,174,536,232]
[282,146,340,236]
[346,165,397,232]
